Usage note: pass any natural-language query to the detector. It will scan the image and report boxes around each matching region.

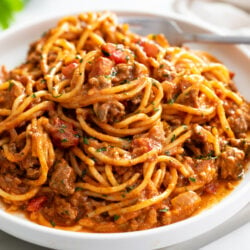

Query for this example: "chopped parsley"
[153,107,159,112]
[237,172,244,180]
[113,214,120,221]
[58,128,65,133]
[63,210,69,215]
[159,208,169,212]
[50,220,56,227]
[167,94,179,105]
[168,98,175,105]
[96,147,107,152]
[126,185,136,193]
[125,55,130,61]
[170,134,176,143]
[79,58,83,63]
[40,79,46,84]
[61,138,68,143]
[195,151,218,160]
[83,136,89,145]
[75,187,84,192]
[31,93,36,98]
[165,151,170,156]
[189,177,196,182]
[159,64,164,69]
[152,81,158,88]
[104,75,111,79]
[8,81,14,91]
[74,134,80,138]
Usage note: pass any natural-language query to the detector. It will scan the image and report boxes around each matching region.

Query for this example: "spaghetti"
[0,12,249,232]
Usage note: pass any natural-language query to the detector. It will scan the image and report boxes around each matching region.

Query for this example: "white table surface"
[0,0,249,249]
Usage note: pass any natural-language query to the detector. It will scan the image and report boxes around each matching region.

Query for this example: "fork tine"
[118,15,250,45]
[117,16,184,46]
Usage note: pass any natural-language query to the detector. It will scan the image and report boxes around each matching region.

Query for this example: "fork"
[118,16,250,46]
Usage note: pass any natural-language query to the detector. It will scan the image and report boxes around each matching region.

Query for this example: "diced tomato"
[62,62,78,79]
[131,137,155,157]
[27,196,47,212]
[101,43,128,64]
[89,57,113,78]
[51,118,80,148]
[138,39,159,58]
[229,71,235,79]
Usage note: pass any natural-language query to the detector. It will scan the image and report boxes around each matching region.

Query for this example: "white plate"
[0,11,249,250]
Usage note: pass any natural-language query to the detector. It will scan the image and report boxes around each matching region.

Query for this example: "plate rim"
[0,10,249,249]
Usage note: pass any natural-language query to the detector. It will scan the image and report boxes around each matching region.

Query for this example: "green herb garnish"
[159,208,169,212]
[83,136,89,145]
[189,177,196,182]
[126,185,136,193]
[8,81,14,91]
[170,134,176,143]
[58,128,65,133]
[96,147,107,152]
[50,220,56,227]
[113,214,120,221]
[75,187,84,192]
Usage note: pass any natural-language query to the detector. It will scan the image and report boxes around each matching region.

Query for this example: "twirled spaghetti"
[0,12,249,232]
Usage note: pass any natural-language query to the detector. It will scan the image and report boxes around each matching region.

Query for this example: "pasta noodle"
[0,11,249,233]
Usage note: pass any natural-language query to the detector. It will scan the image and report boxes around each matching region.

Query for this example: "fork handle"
[184,33,250,44]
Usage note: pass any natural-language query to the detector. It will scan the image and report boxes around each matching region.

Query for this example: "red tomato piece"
[101,43,128,64]
[229,71,235,79]
[62,62,78,79]
[27,196,47,212]
[139,40,159,58]
[51,118,80,148]
[89,57,113,78]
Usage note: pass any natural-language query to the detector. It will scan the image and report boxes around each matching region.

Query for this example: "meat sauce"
[0,12,249,234]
